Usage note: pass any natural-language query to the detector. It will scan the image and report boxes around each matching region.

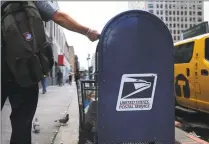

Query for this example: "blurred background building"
[128,0,204,42]
[43,0,78,85]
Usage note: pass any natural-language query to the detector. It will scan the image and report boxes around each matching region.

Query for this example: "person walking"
[68,73,72,85]
[1,1,100,144]
[57,70,63,86]
[75,72,81,89]
[41,75,47,94]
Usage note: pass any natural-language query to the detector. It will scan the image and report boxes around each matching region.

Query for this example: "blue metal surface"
[97,10,175,143]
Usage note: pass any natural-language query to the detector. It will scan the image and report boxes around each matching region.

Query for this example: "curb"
[50,96,73,144]
[175,121,209,144]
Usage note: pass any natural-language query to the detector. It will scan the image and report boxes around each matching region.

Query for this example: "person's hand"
[86,29,100,42]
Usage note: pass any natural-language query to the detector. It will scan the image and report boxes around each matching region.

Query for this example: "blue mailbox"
[96,10,175,144]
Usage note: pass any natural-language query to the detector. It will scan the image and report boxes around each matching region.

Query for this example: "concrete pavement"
[1,83,78,144]
[2,82,208,144]
[175,122,209,144]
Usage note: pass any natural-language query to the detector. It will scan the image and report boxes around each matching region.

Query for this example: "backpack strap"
[1,2,27,16]
[1,2,37,21]
[2,2,25,22]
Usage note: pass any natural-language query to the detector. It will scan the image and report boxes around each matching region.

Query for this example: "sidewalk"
[175,122,209,144]
[2,83,208,144]
[1,83,79,144]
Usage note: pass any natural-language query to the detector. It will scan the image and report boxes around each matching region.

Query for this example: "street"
[175,106,209,142]
[1,83,79,144]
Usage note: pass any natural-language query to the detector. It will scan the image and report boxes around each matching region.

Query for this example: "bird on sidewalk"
[55,114,69,126]
[33,117,40,133]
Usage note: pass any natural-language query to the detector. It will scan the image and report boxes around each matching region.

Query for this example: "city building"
[74,55,80,74]
[44,0,71,85]
[128,0,204,42]
[68,45,76,74]
[128,1,146,10]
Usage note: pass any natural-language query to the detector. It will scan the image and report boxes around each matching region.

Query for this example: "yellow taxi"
[174,33,209,114]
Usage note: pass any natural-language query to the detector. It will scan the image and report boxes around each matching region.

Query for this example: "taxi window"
[205,38,209,60]
[174,41,194,64]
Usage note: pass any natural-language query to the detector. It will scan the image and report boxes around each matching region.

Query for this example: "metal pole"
[87,54,90,80]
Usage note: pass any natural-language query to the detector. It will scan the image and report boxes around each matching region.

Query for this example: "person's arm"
[52,10,89,36]
[52,10,99,41]
[35,1,100,41]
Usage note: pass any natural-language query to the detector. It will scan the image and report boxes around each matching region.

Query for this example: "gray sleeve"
[34,1,59,22]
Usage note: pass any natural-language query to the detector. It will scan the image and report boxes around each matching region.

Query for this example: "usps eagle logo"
[116,73,157,111]
[23,32,33,41]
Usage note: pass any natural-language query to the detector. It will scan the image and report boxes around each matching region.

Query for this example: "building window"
[174,36,176,41]
[165,4,167,8]
[173,11,175,15]
[160,4,163,8]
[205,38,209,60]
[198,18,202,22]
[174,30,176,34]
[169,11,172,15]
[189,11,192,15]
[185,24,187,29]
[56,25,58,40]
[160,11,163,15]
[58,29,60,43]
[166,17,168,21]
[198,11,202,15]
[185,11,187,15]
[190,24,193,28]
[53,22,56,38]
[198,5,202,10]
[177,24,180,28]
[169,4,171,8]
[177,11,179,15]
[190,17,192,21]
[169,17,172,21]
[181,24,184,28]
[174,42,194,64]
[157,10,159,15]
[169,24,172,28]
[148,3,154,8]
[181,11,183,15]
[157,4,159,8]
[193,11,195,15]
[178,30,180,34]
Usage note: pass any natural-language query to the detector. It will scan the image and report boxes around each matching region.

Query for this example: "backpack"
[1,1,54,87]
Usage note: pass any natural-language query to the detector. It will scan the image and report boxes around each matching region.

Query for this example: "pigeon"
[55,114,69,125]
[33,117,40,133]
